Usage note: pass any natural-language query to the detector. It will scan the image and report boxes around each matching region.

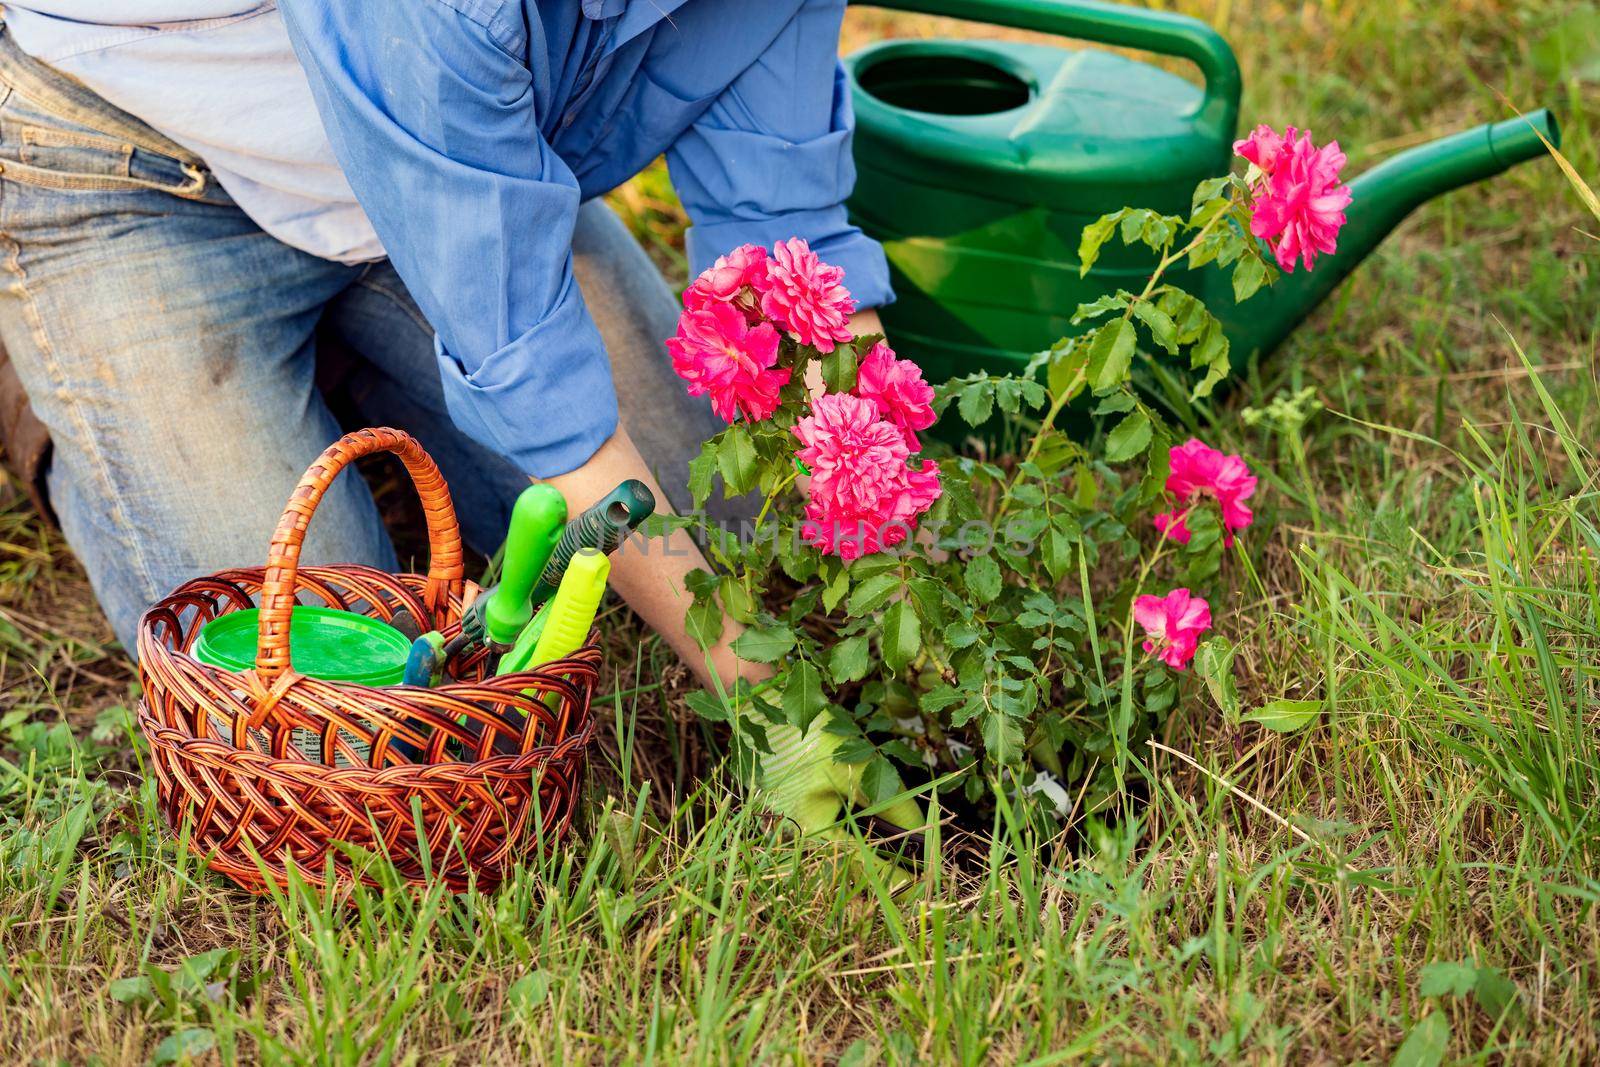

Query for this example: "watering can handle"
[853,0,1240,137]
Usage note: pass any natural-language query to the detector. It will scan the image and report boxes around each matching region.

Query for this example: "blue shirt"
[278,0,891,477]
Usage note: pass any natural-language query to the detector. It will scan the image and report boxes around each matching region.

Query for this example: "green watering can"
[844,0,1561,391]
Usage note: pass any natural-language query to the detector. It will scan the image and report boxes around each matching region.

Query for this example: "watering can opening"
[857,51,1035,116]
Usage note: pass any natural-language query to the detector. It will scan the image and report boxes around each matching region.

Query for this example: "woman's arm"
[543,427,767,691]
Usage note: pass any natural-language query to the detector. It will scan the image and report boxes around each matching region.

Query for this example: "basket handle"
[254,427,464,680]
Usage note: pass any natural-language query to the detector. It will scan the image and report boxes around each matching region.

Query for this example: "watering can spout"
[1217,109,1561,363]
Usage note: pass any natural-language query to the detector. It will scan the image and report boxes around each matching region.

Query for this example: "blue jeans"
[0,28,725,654]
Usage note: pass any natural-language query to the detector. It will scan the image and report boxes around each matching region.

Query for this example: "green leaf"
[685,689,732,723]
[982,712,1024,766]
[1087,318,1137,392]
[110,976,154,1005]
[506,971,552,1020]
[1419,961,1480,998]
[858,756,907,808]
[1093,391,1136,415]
[847,573,902,616]
[782,660,827,731]
[684,594,724,650]
[1243,698,1322,734]
[1103,411,1152,462]
[821,565,851,613]
[1190,175,1230,214]
[829,635,872,684]
[821,343,859,393]
[717,426,759,495]
[1131,299,1179,354]
[1232,254,1269,303]
[730,625,795,664]
[921,685,962,714]
[965,554,1002,604]
[1189,316,1231,401]
[1473,968,1522,1023]
[1077,213,1119,276]
[956,379,995,427]
[1047,341,1089,403]
[880,600,921,673]
[687,440,718,506]
[1044,527,1074,582]
[154,1029,216,1066]
[1192,637,1241,724]
[1390,1012,1449,1067]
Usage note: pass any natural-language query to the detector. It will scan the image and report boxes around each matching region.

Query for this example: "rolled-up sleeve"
[280,0,618,477]
[665,0,893,309]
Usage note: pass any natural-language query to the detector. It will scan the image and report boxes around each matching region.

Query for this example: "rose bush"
[661,129,1350,826]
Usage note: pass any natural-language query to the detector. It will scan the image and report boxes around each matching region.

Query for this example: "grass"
[1,1,1596,1062]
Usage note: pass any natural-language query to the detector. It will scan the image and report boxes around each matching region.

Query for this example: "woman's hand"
[543,425,768,692]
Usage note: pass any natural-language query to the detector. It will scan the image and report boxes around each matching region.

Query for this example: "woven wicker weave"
[135,427,599,893]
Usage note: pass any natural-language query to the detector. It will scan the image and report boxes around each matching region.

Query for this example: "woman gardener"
[0,1,906,829]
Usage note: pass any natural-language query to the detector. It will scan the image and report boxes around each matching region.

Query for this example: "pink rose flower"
[854,340,937,451]
[683,243,770,314]
[1237,127,1352,273]
[1133,588,1212,671]
[1154,438,1257,547]
[760,237,857,353]
[1233,124,1292,175]
[666,301,791,423]
[793,393,941,560]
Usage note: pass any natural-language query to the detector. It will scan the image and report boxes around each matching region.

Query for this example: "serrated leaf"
[685,594,723,650]
[1232,254,1269,303]
[782,660,826,731]
[965,554,1002,603]
[1044,527,1074,582]
[821,565,851,612]
[685,689,732,723]
[956,379,995,427]
[1077,214,1119,277]
[1189,316,1231,400]
[1190,175,1230,213]
[847,573,902,616]
[1103,411,1152,462]
[1087,318,1137,392]
[717,426,759,495]
[1243,698,1322,733]
[881,600,920,673]
[829,635,872,684]
[921,685,962,713]
[687,440,718,506]
[1131,299,1179,354]
[821,344,859,393]
[982,712,1024,765]
[1093,391,1136,415]
[730,626,795,664]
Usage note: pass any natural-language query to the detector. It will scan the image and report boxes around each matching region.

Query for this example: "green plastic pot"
[193,606,410,687]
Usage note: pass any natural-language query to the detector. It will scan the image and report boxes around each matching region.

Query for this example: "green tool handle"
[851,0,1240,139]
[529,479,654,606]
[483,484,567,646]
[529,548,610,668]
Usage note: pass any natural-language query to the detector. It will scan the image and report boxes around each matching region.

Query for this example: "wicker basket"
[135,427,600,893]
